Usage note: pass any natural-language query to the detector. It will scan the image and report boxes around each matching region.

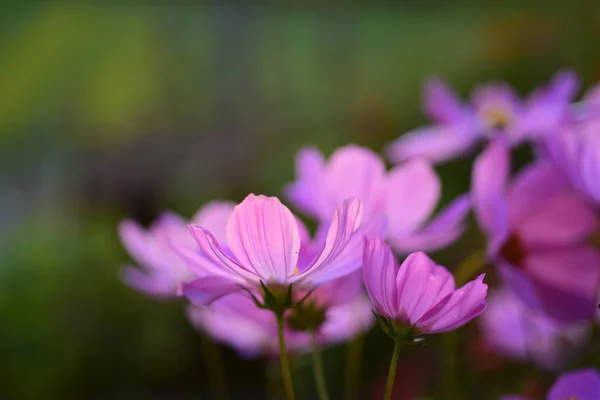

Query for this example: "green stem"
[383,340,402,400]
[200,334,228,400]
[310,332,330,400]
[276,312,295,400]
[344,335,363,400]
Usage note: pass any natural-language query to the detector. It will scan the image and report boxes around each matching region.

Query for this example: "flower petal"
[416,274,487,334]
[179,276,243,306]
[191,201,236,244]
[226,194,300,282]
[423,77,469,124]
[547,368,600,400]
[120,265,178,298]
[389,194,471,253]
[362,237,400,319]
[285,147,329,219]
[385,159,441,236]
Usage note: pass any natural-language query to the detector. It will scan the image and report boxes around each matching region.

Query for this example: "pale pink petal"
[285,147,329,219]
[120,265,177,298]
[319,296,375,344]
[191,201,236,244]
[395,252,456,323]
[226,194,300,282]
[293,198,363,284]
[423,77,469,124]
[416,274,487,333]
[389,194,470,253]
[385,159,441,236]
[179,276,243,306]
[118,219,164,270]
[386,124,479,164]
[472,139,510,238]
[518,193,597,246]
[362,237,400,318]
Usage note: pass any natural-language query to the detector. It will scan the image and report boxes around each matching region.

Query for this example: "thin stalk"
[344,335,363,400]
[276,312,295,400]
[310,332,330,400]
[383,340,402,400]
[200,334,228,400]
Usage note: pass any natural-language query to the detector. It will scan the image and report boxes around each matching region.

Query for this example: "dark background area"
[1,2,600,399]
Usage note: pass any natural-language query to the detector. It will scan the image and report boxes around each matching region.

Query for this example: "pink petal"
[226,194,301,282]
[416,274,487,334]
[118,219,164,271]
[294,198,363,284]
[319,296,375,344]
[385,159,441,237]
[518,193,597,246]
[389,194,471,253]
[547,369,600,400]
[362,237,400,318]
[395,252,456,324]
[179,276,243,306]
[120,265,178,298]
[285,147,329,219]
[386,124,478,164]
[191,201,236,244]
[423,77,469,124]
[472,139,510,239]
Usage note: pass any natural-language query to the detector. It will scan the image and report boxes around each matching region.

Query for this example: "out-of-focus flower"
[502,368,600,400]
[285,144,470,253]
[362,237,487,337]
[386,71,577,164]
[118,201,235,298]
[480,288,589,370]
[179,194,366,307]
[187,272,373,357]
[472,139,600,322]
[546,83,600,203]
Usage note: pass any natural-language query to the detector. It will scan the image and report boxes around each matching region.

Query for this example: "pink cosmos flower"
[472,139,600,322]
[362,237,487,335]
[285,145,470,253]
[179,194,366,306]
[118,201,235,298]
[480,288,589,370]
[187,272,374,357]
[546,83,600,203]
[386,71,578,164]
[502,368,600,400]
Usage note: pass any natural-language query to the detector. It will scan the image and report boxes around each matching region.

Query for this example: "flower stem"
[310,332,330,400]
[200,334,228,400]
[276,312,295,400]
[344,335,363,400]
[384,340,402,400]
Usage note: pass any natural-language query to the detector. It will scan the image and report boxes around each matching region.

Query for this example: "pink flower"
[362,237,487,336]
[285,145,470,253]
[386,71,577,164]
[179,194,365,306]
[118,201,235,298]
[502,368,600,400]
[480,288,589,370]
[472,139,600,322]
[187,272,374,357]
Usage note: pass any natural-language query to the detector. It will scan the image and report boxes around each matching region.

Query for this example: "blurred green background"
[1,2,600,399]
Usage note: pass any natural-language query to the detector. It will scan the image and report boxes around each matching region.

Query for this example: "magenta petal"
[386,159,441,236]
[362,237,399,319]
[285,147,329,220]
[547,368,600,400]
[416,274,487,334]
[386,124,478,164]
[294,198,363,285]
[472,139,510,239]
[179,276,242,306]
[190,201,236,244]
[423,77,468,124]
[226,194,300,282]
[389,194,471,253]
[396,252,456,324]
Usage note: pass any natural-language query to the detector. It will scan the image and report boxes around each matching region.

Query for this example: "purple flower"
[546,83,600,204]
[118,201,235,298]
[285,144,470,253]
[386,71,577,164]
[503,368,600,400]
[187,272,373,357]
[480,288,589,370]
[472,139,600,322]
[362,237,487,335]
[179,194,365,306]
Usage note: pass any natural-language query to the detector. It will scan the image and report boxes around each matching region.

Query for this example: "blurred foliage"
[0,2,600,399]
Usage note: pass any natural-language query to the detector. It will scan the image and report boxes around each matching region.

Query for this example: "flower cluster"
[118,71,600,399]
